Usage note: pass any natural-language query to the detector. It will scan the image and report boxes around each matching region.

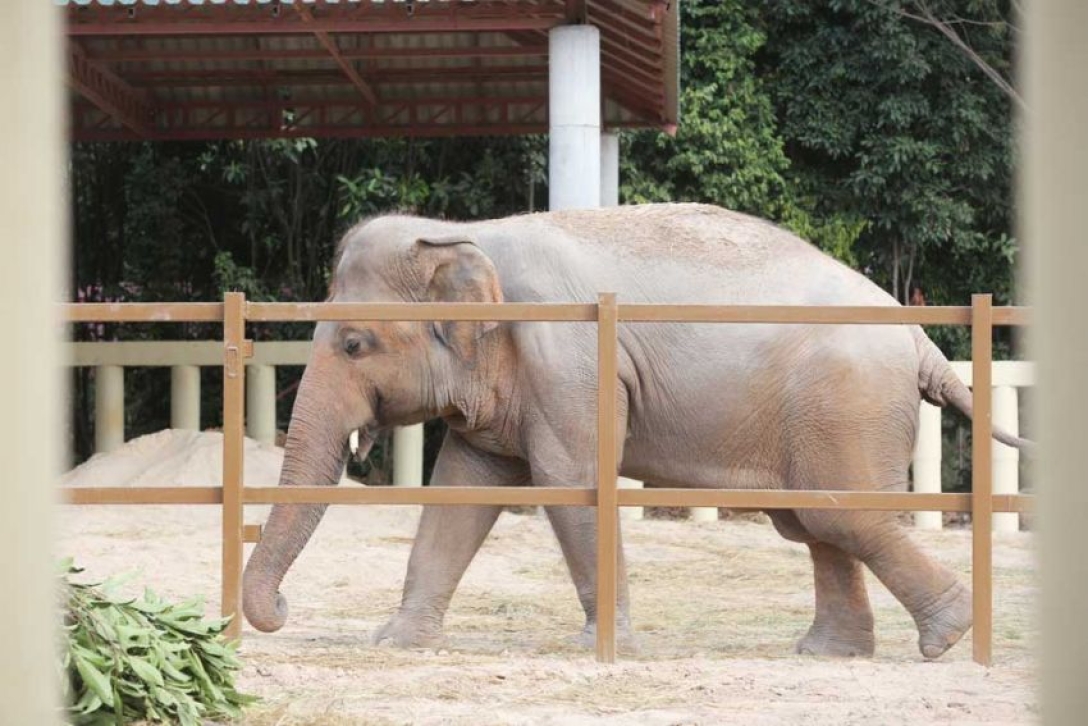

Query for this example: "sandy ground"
[58,498,1038,725]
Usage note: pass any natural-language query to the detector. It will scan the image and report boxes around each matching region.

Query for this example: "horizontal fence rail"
[61,485,1034,513]
[59,295,1032,667]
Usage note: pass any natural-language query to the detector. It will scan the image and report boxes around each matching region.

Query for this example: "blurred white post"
[993,386,1020,532]
[246,364,276,445]
[618,476,643,521]
[170,365,200,431]
[549,25,601,210]
[913,402,944,529]
[0,0,64,717]
[393,424,424,487]
[1029,0,1088,712]
[94,364,124,453]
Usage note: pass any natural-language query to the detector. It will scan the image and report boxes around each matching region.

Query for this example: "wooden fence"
[65,344,1033,527]
[60,292,1032,666]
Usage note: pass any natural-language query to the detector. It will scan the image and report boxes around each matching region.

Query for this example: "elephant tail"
[912,326,1035,454]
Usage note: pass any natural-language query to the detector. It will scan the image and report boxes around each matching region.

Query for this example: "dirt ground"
[57,499,1038,726]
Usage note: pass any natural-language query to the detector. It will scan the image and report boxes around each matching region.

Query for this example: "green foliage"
[621,0,868,263]
[758,0,1018,321]
[60,559,255,725]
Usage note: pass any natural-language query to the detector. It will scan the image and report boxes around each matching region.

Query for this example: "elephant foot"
[795,625,875,658]
[371,613,445,649]
[570,620,640,654]
[916,582,973,660]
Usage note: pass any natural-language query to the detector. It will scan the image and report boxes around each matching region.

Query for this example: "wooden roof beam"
[68,16,564,37]
[565,0,588,24]
[68,44,154,138]
[294,6,377,107]
[90,44,550,64]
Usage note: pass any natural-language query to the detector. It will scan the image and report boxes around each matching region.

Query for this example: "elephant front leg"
[373,432,529,648]
[543,505,634,649]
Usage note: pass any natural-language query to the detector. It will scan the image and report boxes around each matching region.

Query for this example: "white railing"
[69,340,428,486]
[67,341,1032,526]
[914,361,1033,532]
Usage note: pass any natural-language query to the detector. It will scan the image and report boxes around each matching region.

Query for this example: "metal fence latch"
[225,344,240,378]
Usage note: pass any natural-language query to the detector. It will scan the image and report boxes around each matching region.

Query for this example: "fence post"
[170,365,200,431]
[992,386,1020,533]
[971,294,994,667]
[222,293,249,640]
[912,402,944,529]
[596,292,619,664]
[246,364,276,445]
[393,424,425,487]
[94,364,124,453]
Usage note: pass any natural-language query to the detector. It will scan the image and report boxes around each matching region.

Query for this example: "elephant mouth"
[371,389,385,424]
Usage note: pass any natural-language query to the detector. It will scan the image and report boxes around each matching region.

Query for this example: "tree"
[621,0,866,263]
[759,0,1018,357]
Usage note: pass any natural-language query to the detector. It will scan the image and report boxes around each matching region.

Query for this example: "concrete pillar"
[618,476,643,521]
[600,131,620,207]
[549,25,601,211]
[94,364,124,454]
[170,365,201,431]
[246,364,277,445]
[1028,0,1088,711]
[0,0,64,717]
[913,402,943,529]
[393,424,425,487]
[992,386,1020,533]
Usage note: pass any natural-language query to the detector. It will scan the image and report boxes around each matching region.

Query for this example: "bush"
[59,559,255,725]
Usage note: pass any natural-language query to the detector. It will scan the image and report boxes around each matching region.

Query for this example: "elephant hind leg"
[769,513,875,657]
[797,542,875,657]
[798,508,971,660]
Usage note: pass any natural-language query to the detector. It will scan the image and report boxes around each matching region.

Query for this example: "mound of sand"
[61,429,357,489]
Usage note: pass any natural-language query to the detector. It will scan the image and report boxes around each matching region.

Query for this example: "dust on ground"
[58,431,1038,725]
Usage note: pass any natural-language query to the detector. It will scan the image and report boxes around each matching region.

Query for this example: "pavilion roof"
[62,0,679,141]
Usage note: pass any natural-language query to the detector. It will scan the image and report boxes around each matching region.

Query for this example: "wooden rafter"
[294,5,378,107]
[68,44,154,138]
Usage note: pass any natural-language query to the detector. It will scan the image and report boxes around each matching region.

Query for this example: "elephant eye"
[341,330,376,359]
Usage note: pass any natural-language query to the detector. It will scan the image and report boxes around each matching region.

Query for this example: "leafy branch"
[59,559,256,725]
[877,0,1026,112]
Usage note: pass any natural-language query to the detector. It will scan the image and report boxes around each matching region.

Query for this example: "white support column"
[993,386,1021,533]
[618,476,643,521]
[913,402,944,529]
[600,131,620,207]
[246,364,277,446]
[170,365,201,431]
[549,25,601,211]
[94,364,124,454]
[690,505,719,523]
[393,424,425,487]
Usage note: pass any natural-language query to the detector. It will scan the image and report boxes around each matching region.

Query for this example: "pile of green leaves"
[59,560,255,725]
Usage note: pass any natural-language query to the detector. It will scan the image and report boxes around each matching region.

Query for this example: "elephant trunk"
[242,372,373,633]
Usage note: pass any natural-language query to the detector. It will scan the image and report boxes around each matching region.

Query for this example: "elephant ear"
[415,234,504,360]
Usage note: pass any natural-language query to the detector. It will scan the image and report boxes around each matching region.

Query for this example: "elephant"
[242,203,1030,659]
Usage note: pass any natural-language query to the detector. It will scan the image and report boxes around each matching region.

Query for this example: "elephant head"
[242,223,504,633]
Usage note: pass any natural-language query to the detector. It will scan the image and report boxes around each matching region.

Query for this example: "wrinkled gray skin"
[243,203,1029,659]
